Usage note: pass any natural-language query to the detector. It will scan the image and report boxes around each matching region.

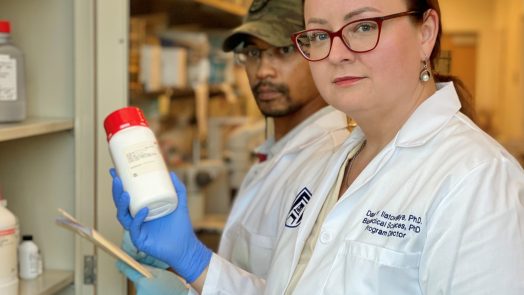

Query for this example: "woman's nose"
[327,36,356,64]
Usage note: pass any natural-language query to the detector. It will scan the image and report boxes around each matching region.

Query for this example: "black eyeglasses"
[234,45,296,66]
[291,11,422,61]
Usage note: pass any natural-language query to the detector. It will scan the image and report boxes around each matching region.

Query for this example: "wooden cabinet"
[193,0,249,16]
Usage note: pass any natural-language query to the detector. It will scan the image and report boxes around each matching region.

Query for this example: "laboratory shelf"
[0,118,74,142]
[193,0,248,16]
[19,269,74,295]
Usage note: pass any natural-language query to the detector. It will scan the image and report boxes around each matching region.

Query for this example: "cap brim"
[222,21,296,52]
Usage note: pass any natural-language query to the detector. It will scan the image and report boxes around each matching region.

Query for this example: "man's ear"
[419,9,439,59]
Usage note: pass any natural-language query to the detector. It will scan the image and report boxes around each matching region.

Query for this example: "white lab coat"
[199,82,524,294]
[200,106,350,294]
[265,82,524,294]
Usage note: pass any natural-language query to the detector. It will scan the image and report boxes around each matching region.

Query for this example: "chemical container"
[19,235,40,280]
[0,20,26,122]
[0,189,18,294]
[104,106,178,221]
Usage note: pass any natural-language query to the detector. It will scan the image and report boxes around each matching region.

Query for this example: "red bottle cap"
[0,21,11,33]
[103,107,149,141]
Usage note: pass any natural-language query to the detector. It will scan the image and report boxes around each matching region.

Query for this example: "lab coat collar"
[258,106,348,160]
[327,83,460,200]
[253,137,274,162]
[395,82,461,148]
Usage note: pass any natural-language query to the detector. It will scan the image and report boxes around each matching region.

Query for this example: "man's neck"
[273,99,327,141]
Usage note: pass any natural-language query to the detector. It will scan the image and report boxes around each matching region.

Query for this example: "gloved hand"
[116,260,189,295]
[121,230,169,269]
[111,169,212,283]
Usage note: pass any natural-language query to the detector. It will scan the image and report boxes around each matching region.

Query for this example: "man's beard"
[252,82,300,117]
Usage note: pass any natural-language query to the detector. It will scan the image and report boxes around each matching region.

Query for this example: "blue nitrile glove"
[121,231,169,269]
[111,168,212,283]
[116,260,189,295]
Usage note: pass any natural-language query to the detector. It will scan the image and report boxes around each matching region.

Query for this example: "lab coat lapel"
[286,133,364,284]
[247,108,347,187]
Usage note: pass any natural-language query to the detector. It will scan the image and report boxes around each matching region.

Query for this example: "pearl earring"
[420,59,431,82]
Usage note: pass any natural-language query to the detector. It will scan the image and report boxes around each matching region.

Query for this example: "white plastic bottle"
[104,106,178,221]
[0,189,18,295]
[0,20,26,122]
[18,235,40,280]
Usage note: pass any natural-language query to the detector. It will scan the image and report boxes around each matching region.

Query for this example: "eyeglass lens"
[295,19,380,61]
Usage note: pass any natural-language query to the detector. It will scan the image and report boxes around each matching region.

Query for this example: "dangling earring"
[419,59,431,82]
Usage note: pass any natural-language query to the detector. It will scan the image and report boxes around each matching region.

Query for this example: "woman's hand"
[111,169,212,283]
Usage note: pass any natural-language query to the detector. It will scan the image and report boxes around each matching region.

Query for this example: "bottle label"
[29,253,39,274]
[0,228,15,236]
[0,227,18,278]
[0,55,17,101]
[125,141,165,177]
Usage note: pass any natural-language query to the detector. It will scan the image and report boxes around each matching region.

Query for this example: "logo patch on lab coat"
[285,187,312,228]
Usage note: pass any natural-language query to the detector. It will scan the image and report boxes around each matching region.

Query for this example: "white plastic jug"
[0,194,19,295]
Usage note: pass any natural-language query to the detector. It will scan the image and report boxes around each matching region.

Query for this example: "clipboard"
[55,208,153,279]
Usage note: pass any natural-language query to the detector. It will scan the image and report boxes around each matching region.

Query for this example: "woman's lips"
[332,76,364,86]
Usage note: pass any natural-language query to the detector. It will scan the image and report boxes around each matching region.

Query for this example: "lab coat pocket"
[322,240,421,295]
[230,226,276,277]
[247,231,276,276]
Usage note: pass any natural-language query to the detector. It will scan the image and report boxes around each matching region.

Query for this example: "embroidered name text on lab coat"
[362,209,423,238]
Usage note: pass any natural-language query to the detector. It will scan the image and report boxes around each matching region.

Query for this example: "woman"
[263,0,524,293]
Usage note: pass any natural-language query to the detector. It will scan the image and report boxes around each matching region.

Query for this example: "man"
[115,0,349,293]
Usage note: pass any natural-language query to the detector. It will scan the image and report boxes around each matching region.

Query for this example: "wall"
[440,0,524,141]
[493,0,524,141]
[440,0,494,113]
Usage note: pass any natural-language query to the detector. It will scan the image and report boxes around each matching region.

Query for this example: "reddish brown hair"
[406,0,477,121]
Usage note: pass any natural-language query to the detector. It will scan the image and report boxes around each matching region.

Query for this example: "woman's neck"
[356,81,437,154]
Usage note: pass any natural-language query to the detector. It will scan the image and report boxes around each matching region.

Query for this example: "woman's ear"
[419,9,439,59]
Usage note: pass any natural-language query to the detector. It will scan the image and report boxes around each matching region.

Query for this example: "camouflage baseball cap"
[222,0,304,52]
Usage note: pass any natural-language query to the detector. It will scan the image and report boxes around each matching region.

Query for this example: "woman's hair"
[406,0,477,121]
